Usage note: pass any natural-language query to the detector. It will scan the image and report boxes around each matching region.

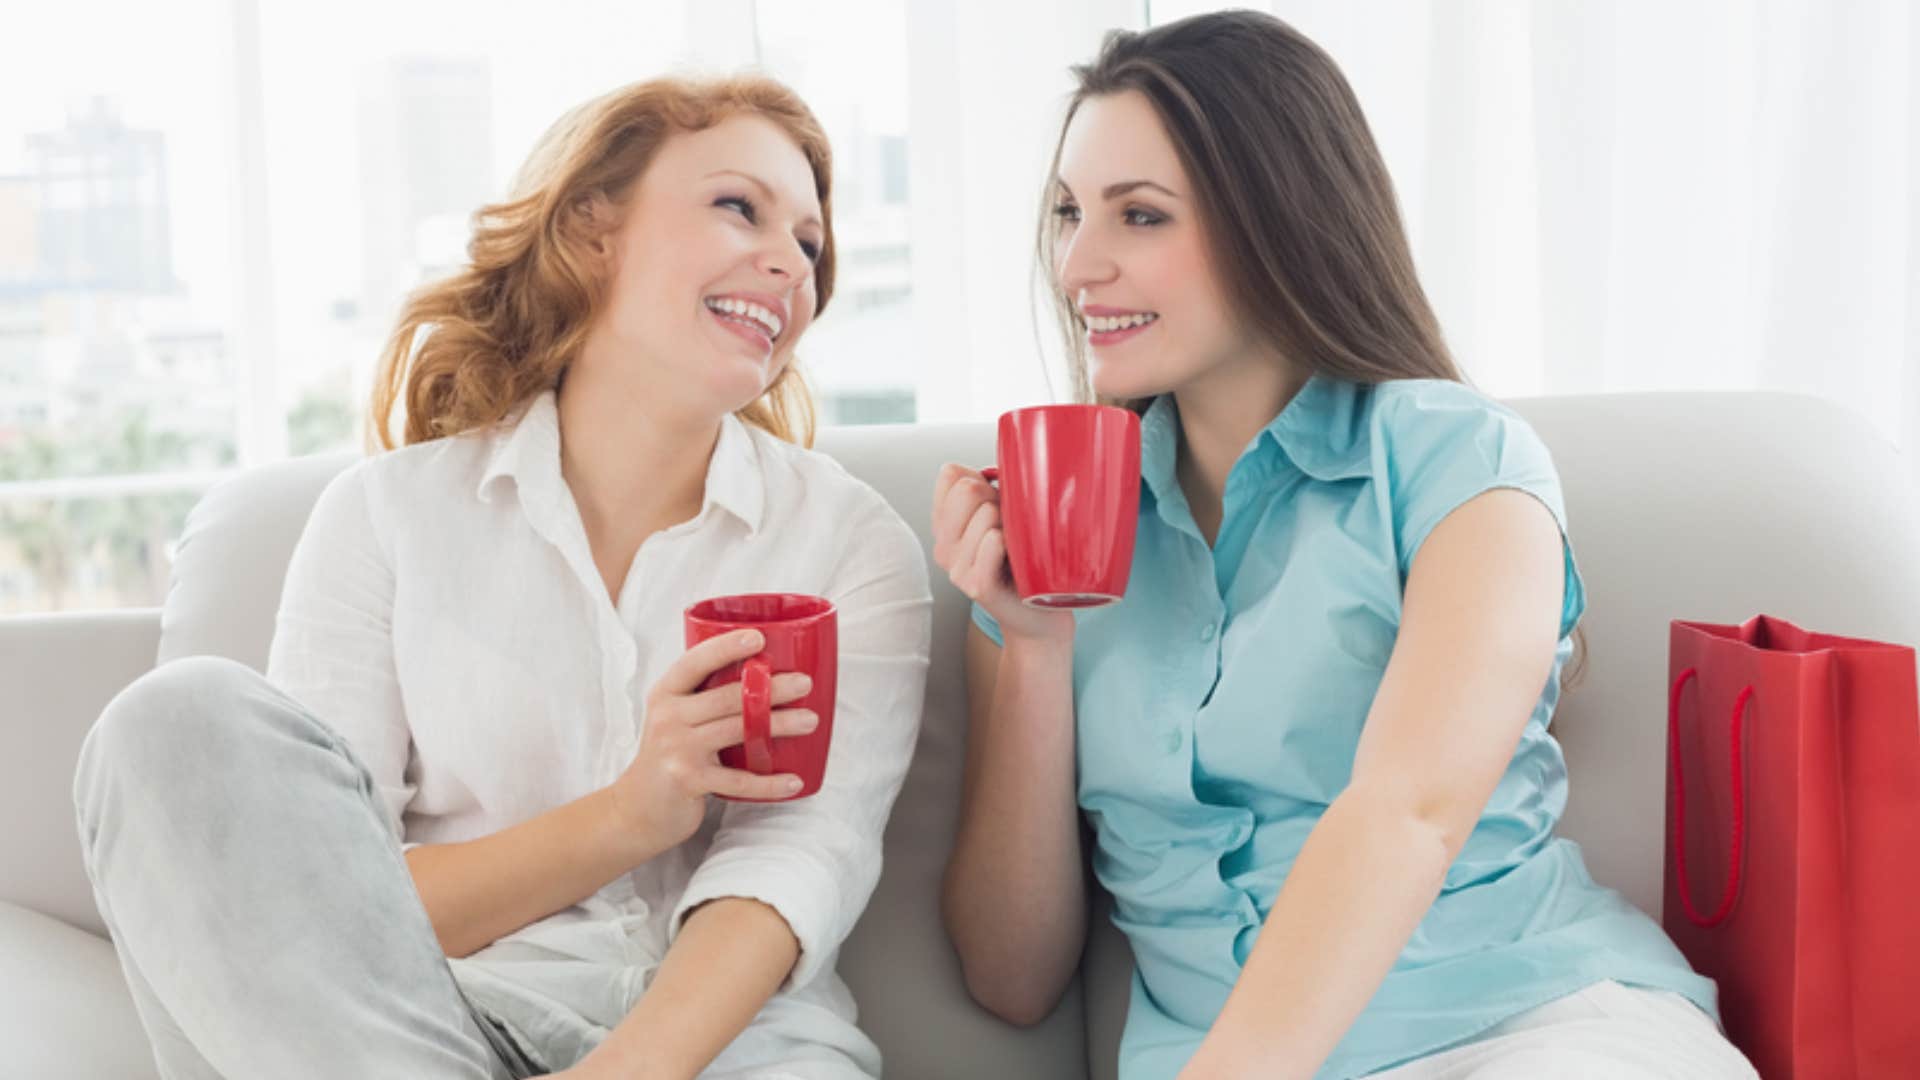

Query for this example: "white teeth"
[1085,312,1158,333]
[705,297,784,340]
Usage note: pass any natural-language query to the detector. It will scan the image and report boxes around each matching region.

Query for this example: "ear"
[567,189,619,262]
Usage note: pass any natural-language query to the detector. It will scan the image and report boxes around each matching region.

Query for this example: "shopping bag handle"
[1667,667,1751,928]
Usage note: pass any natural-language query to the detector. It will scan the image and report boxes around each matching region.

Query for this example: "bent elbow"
[958,958,1069,1027]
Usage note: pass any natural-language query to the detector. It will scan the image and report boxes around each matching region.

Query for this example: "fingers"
[693,708,819,754]
[933,462,967,513]
[948,499,1006,601]
[684,671,814,725]
[703,766,806,801]
[961,523,1011,600]
[655,629,765,698]
[931,466,998,570]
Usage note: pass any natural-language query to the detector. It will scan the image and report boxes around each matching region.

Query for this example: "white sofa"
[5,394,1917,1079]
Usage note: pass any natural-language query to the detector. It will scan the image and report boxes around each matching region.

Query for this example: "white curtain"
[910,0,1919,484]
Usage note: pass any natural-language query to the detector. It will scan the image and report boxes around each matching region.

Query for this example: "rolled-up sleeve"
[669,496,933,991]
[264,462,416,842]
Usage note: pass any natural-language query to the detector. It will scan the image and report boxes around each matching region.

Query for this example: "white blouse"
[265,390,933,1079]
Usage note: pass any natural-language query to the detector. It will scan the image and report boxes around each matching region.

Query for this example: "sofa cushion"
[0,900,160,1080]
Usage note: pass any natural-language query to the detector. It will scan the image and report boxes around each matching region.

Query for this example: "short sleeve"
[1379,383,1587,638]
[970,601,1005,647]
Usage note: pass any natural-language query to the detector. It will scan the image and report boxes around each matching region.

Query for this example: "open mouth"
[1084,310,1159,346]
[704,296,785,349]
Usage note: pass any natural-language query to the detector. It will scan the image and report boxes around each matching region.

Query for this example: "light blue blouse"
[974,377,1715,1079]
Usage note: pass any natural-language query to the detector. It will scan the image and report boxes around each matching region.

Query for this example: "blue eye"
[1053,202,1082,224]
[1124,207,1166,226]
[716,194,757,222]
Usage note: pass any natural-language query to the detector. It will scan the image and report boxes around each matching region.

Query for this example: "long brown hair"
[369,75,835,451]
[1041,14,1590,679]
[1038,10,1462,406]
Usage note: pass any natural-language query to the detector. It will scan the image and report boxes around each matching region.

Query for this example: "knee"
[75,656,275,823]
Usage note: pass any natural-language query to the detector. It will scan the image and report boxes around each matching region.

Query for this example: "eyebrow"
[1057,178,1184,201]
[703,169,824,231]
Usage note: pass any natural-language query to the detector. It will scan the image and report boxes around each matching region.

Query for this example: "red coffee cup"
[683,593,838,801]
[980,403,1142,609]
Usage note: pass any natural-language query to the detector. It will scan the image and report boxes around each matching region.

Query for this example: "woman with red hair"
[76,75,931,1080]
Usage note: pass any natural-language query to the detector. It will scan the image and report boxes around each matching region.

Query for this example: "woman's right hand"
[607,630,817,855]
[932,464,1076,647]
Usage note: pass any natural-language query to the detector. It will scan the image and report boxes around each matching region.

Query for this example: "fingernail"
[741,630,763,648]
[795,674,814,692]
[801,710,819,729]
[785,777,804,793]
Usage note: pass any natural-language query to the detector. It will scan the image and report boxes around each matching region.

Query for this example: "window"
[1,0,916,613]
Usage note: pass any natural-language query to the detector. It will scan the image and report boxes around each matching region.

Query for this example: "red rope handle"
[1668,667,1751,928]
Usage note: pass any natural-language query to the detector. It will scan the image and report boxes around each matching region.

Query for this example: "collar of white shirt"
[471,389,766,538]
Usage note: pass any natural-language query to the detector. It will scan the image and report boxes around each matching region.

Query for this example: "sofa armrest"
[0,609,160,936]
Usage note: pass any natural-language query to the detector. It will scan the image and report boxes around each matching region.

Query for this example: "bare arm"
[932,463,1087,1024]
[1179,489,1567,1079]
[942,623,1087,1024]
[404,789,659,959]
[568,897,798,1080]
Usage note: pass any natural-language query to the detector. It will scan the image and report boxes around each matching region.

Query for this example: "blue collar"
[1139,374,1375,518]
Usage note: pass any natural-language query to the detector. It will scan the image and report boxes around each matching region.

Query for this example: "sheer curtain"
[913,0,1918,483]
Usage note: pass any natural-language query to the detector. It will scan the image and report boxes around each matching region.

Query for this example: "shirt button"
[1200,623,1217,642]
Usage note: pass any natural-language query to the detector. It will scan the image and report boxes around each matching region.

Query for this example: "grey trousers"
[73,655,546,1080]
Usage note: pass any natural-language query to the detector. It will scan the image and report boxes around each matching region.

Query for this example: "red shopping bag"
[1666,615,1920,1078]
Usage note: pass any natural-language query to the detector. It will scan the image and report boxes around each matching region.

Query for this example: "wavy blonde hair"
[368,75,835,451]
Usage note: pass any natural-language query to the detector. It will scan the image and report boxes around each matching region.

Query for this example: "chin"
[698,351,774,403]
[1088,365,1171,405]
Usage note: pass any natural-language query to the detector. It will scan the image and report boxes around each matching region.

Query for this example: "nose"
[1056,220,1117,298]
[756,234,813,286]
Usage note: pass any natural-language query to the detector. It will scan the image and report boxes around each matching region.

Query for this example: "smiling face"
[583,111,826,418]
[1050,90,1264,403]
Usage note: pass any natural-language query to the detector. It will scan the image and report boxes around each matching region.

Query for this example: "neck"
[555,359,719,542]
[1172,356,1309,540]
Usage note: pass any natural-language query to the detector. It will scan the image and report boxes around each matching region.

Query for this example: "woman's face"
[1052,90,1258,402]
[587,112,825,415]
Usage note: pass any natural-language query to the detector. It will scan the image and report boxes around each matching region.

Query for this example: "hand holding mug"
[608,628,817,854]
[932,464,1075,645]
[684,594,839,801]
[934,404,1142,644]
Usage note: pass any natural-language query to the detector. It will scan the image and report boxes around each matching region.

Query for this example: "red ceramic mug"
[683,593,838,801]
[980,404,1142,609]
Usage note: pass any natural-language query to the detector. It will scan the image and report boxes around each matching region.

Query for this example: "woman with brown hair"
[934,12,1753,1079]
[75,75,930,1079]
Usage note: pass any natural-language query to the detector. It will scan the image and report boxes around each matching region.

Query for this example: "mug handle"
[739,656,776,775]
[980,466,999,484]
